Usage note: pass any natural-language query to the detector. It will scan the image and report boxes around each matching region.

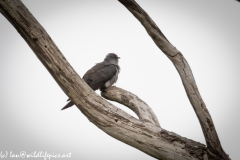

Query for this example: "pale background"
[0,0,240,159]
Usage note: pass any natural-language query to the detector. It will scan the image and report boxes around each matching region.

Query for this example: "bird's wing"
[83,62,117,90]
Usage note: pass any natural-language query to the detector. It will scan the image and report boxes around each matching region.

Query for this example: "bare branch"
[0,0,228,159]
[101,86,160,127]
[118,0,230,159]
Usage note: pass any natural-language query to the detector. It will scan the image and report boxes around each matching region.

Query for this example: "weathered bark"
[101,86,161,127]
[118,0,230,159]
[0,0,229,159]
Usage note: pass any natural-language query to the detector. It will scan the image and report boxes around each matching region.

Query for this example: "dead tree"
[0,0,230,159]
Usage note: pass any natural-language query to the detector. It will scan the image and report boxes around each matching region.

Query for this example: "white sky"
[0,0,240,159]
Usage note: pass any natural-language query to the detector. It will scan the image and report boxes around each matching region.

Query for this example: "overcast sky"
[0,0,240,160]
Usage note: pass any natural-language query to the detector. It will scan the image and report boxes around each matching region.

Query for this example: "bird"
[61,53,120,110]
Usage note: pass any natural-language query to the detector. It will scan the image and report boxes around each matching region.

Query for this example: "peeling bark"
[0,0,230,159]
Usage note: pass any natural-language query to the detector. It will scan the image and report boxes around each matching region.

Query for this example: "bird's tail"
[61,99,74,110]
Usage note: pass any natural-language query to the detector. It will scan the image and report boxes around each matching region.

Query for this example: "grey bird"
[61,53,120,110]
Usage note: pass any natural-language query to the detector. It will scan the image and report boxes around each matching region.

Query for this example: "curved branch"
[0,0,217,159]
[101,86,160,127]
[118,0,230,159]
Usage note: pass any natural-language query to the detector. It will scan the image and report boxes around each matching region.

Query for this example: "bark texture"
[0,0,229,159]
[101,86,160,127]
[118,0,230,159]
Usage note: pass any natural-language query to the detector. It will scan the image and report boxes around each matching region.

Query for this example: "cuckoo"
[61,53,120,110]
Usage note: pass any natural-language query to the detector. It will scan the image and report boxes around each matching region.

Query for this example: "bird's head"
[104,53,120,65]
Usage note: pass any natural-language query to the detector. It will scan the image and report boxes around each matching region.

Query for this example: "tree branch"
[0,0,227,159]
[118,0,230,159]
[101,86,160,127]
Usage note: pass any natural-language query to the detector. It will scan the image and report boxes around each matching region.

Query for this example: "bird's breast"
[104,66,119,88]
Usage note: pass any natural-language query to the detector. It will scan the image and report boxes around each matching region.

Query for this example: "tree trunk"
[0,0,230,159]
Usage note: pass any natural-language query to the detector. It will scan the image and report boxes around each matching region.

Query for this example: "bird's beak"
[118,57,120,59]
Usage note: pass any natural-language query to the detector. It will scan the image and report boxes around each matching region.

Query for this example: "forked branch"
[0,0,229,159]
[118,0,230,159]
